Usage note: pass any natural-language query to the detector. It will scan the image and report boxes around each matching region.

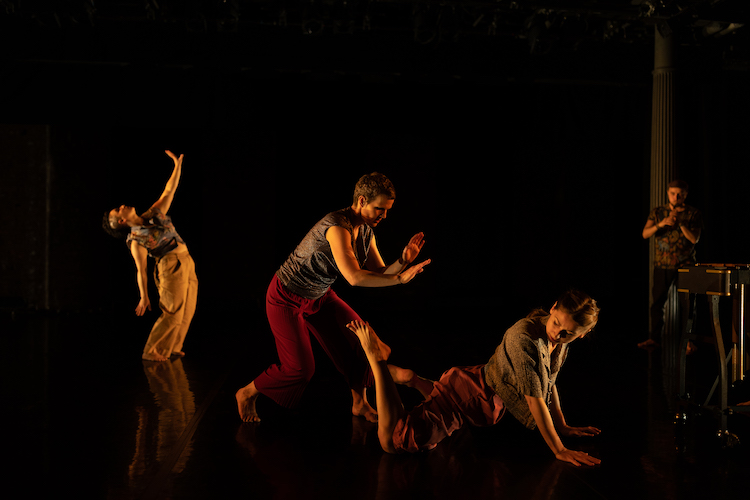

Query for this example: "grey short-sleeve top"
[483,315,568,430]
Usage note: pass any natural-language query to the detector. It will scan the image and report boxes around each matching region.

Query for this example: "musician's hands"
[662,209,678,227]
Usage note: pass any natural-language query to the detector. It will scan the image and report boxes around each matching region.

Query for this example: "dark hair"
[102,210,130,240]
[527,288,600,330]
[668,180,689,192]
[352,172,396,205]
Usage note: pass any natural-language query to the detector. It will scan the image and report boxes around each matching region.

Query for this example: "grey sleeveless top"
[276,208,373,300]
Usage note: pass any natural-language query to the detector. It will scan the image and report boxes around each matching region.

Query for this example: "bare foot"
[171,351,186,357]
[378,340,392,361]
[352,387,378,422]
[346,320,387,362]
[352,398,378,423]
[236,382,261,423]
[142,352,169,362]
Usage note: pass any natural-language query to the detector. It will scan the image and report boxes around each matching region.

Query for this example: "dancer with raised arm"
[102,150,198,362]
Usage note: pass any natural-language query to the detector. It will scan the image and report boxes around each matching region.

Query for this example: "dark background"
[1,0,749,350]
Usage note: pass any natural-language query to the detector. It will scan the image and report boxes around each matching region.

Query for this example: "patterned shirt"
[647,204,702,269]
[126,207,185,259]
[276,208,373,300]
[483,314,567,430]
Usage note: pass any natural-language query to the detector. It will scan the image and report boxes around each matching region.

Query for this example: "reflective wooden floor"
[4,303,750,500]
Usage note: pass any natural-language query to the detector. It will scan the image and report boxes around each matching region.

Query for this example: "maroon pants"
[254,275,373,408]
[393,365,506,453]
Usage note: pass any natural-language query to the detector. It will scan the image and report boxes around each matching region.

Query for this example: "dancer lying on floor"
[346,288,602,466]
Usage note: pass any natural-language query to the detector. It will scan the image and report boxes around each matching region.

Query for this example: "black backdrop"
[1,31,749,350]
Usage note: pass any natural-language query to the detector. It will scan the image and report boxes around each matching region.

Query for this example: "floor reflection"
[233,411,600,500]
[127,358,196,496]
[6,312,750,500]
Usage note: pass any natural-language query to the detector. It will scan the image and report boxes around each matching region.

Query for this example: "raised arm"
[149,150,184,215]
[376,232,426,275]
[327,227,430,287]
[130,241,152,316]
[365,232,426,275]
[525,395,601,466]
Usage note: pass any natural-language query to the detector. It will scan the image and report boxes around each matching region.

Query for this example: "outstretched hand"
[558,425,602,438]
[555,448,601,467]
[401,232,426,265]
[398,259,431,284]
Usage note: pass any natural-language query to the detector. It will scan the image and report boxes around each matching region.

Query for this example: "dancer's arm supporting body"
[347,289,602,466]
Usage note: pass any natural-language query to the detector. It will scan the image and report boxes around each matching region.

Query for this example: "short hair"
[352,172,396,205]
[527,288,600,330]
[556,288,600,330]
[668,180,689,192]
[102,210,130,240]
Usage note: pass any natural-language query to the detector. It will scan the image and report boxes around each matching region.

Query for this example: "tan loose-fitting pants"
[143,246,198,359]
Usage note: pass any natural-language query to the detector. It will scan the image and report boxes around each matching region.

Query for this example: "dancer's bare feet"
[142,352,169,362]
[236,381,261,423]
[352,388,378,423]
[171,351,186,357]
[347,320,387,362]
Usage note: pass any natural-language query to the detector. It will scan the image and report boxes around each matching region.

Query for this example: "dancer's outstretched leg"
[347,320,403,453]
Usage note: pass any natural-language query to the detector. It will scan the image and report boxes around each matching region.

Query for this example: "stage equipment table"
[677,264,750,441]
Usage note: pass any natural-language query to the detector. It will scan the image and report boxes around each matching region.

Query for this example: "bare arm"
[642,219,662,239]
[327,227,430,287]
[642,217,701,244]
[364,233,425,275]
[130,241,151,316]
[550,386,601,438]
[525,395,601,466]
[680,225,701,244]
[149,150,183,215]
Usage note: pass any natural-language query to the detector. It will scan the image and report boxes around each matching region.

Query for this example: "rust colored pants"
[393,365,506,453]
